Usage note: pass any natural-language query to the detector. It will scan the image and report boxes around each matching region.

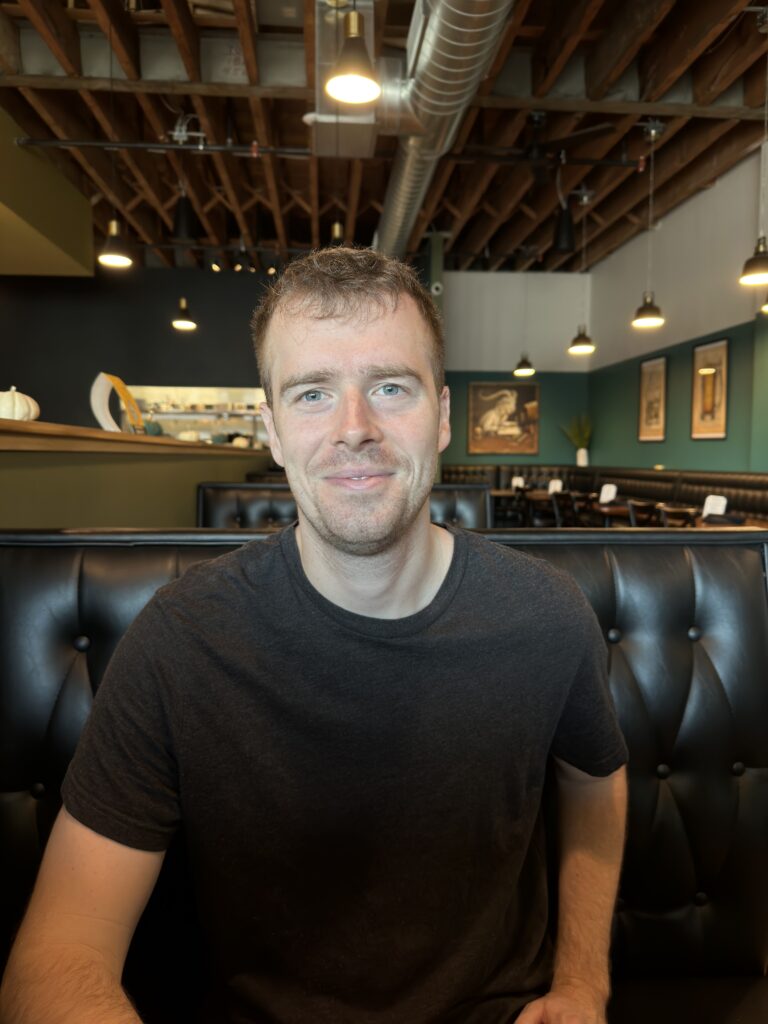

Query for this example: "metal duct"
[375,0,517,257]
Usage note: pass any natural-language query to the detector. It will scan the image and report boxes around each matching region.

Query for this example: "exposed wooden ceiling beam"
[444,111,528,251]
[0,74,312,101]
[456,114,582,269]
[743,52,767,107]
[531,0,605,97]
[16,0,81,76]
[585,0,674,100]
[309,155,320,249]
[344,159,362,243]
[692,12,768,106]
[583,121,763,269]
[231,0,258,81]
[473,93,768,121]
[542,116,689,270]
[78,90,172,230]
[160,0,201,81]
[85,0,140,80]
[303,0,314,87]
[19,86,168,261]
[0,5,19,73]
[192,95,253,245]
[487,114,638,270]
[639,0,752,102]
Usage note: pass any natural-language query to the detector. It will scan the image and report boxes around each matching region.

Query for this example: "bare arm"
[0,807,165,1024]
[519,760,628,1024]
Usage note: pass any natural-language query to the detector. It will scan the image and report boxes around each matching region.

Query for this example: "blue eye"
[300,390,325,403]
[378,384,403,396]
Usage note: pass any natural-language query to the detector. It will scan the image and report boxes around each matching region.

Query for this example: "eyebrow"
[279,364,426,398]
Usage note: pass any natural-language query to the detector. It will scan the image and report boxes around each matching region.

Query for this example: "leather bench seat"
[0,528,766,1023]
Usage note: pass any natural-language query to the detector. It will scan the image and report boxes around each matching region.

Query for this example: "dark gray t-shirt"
[62,526,627,1023]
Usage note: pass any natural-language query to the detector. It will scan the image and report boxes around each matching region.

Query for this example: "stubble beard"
[290,449,437,557]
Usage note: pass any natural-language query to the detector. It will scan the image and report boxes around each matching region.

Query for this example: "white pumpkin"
[0,386,40,421]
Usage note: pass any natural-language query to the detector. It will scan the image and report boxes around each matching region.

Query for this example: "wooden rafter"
[344,159,362,244]
[85,0,140,80]
[78,91,172,229]
[16,0,81,76]
[192,95,253,245]
[640,0,752,102]
[585,0,675,100]
[455,114,582,269]
[744,53,767,107]
[486,114,638,270]
[584,121,764,269]
[531,0,605,98]
[159,0,201,81]
[0,5,20,73]
[541,117,690,271]
[557,117,738,272]
[692,12,768,106]
[303,0,314,86]
[19,87,169,262]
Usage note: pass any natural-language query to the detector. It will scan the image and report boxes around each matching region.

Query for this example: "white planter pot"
[576,447,589,467]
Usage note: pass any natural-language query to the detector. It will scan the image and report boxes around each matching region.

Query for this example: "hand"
[516,986,606,1024]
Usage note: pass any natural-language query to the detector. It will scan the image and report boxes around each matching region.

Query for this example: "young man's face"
[260,295,451,556]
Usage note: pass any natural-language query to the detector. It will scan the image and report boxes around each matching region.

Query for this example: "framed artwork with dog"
[467,381,539,455]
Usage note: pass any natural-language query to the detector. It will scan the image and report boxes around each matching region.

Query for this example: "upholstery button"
[656,764,671,779]
[607,628,621,643]
[694,891,708,906]
[73,635,90,652]
[732,761,745,776]
[688,626,701,641]
[30,783,45,799]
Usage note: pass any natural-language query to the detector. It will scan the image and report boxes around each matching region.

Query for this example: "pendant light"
[330,220,344,245]
[567,203,596,356]
[325,3,381,105]
[632,122,665,329]
[98,219,133,269]
[553,165,576,253]
[740,30,768,285]
[761,294,768,313]
[97,24,132,270]
[513,354,535,377]
[172,297,197,332]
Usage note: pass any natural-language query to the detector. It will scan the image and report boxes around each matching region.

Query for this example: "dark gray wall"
[1,267,268,426]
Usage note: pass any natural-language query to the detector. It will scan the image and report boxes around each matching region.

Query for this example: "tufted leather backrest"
[429,485,492,528]
[197,483,297,528]
[0,529,766,1007]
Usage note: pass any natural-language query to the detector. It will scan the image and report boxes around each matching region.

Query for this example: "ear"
[437,385,451,454]
[259,402,285,467]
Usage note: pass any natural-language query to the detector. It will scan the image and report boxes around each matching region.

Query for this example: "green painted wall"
[443,370,590,466]
[589,321,756,470]
[750,314,768,472]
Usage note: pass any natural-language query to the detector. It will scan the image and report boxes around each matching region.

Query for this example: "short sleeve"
[550,599,628,776]
[61,597,182,851]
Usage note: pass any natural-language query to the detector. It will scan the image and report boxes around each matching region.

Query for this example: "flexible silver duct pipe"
[375,0,517,257]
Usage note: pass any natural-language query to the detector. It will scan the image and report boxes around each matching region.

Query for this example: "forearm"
[552,764,627,1007]
[0,943,142,1024]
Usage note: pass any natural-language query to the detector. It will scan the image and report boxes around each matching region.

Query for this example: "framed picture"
[638,356,666,442]
[467,381,539,455]
[691,339,728,440]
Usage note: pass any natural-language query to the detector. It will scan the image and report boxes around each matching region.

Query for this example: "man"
[0,247,627,1024]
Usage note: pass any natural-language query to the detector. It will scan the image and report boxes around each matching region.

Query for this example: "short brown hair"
[251,246,444,402]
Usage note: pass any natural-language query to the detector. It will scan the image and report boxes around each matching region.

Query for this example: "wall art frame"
[691,339,728,440]
[467,381,539,455]
[638,356,666,442]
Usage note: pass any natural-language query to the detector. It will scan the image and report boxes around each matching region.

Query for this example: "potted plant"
[560,414,592,467]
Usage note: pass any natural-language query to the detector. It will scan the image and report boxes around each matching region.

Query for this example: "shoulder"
[457,528,593,618]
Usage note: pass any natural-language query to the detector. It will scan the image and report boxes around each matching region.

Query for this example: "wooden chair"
[627,499,660,527]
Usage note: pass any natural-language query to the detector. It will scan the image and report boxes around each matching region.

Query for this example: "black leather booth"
[1,528,766,1023]
[198,483,492,530]
[197,482,297,528]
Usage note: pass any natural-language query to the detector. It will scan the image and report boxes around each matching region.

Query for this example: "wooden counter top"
[0,418,262,456]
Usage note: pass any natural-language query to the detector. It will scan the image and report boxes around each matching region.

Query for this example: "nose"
[331,389,383,449]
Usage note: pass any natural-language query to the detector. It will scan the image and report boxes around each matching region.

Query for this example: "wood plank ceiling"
[1,0,767,271]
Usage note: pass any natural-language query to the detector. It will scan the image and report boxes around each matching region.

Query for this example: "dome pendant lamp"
[567,203,596,356]
[513,354,536,377]
[172,297,197,332]
[98,219,133,269]
[324,5,381,105]
[632,122,665,329]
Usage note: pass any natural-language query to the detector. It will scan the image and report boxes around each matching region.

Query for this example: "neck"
[295,514,455,619]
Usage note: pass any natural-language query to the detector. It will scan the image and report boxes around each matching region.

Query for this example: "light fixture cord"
[761,48,768,237]
[108,23,117,219]
[646,134,655,295]
[581,212,587,327]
